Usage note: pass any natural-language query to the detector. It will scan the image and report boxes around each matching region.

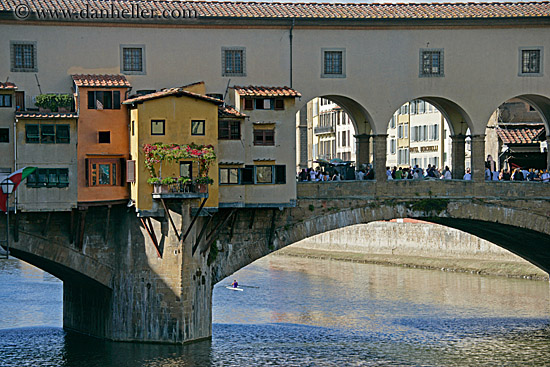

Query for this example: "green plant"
[147,177,161,185]
[308,204,315,211]
[35,93,72,112]
[142,143,216,184]
[178,176,191,184]
[161,177,176,185]
[195,176,214,185]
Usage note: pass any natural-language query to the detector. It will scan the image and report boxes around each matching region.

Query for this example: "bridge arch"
[214,193,550,283]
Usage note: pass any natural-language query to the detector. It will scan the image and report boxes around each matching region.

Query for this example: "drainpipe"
[289,18,295,88]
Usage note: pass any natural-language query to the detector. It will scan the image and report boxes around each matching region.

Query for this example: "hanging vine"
[142,143,216,184]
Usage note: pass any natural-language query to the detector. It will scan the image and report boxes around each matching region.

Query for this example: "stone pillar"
[297,105,308,170]
[451,134,466,179]
[63,203,214,344]
[372,134,388,181]
[470,134,486,182]
[355,133,370,169]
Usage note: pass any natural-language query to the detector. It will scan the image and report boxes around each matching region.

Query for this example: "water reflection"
[1,255,550,366]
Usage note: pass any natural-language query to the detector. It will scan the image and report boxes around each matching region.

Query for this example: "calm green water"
[1,254,550,366]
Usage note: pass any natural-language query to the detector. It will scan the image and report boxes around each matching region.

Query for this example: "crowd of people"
[297,157,550,183]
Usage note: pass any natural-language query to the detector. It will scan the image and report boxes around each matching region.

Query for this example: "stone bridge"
[2,181,549,344]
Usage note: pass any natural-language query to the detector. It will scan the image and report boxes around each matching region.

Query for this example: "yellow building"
[124,83,224,215]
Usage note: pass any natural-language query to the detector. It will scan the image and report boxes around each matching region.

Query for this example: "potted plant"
[35,93,73,112]
[195,176,213,193]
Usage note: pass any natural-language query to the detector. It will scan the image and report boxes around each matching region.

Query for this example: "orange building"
[72,74,131,204]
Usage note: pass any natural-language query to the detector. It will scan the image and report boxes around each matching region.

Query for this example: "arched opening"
[386,99,454,179]
[296,95,373,180]
[485,96,549,180]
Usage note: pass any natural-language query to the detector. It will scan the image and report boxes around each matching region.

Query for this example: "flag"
[0,167,37,213]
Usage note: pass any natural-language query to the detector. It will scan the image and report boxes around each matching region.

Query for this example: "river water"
[1,254,550,366]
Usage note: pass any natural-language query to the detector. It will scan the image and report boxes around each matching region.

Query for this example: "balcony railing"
[152,182,208,199]
[314,125,335,134]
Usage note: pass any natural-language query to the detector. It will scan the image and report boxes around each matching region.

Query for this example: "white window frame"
[518,47,543,77]
[419,48,444,78]
[222,47,246,77]
[11,41,37,72]
[120,44,146,75]
[321,48,346,78]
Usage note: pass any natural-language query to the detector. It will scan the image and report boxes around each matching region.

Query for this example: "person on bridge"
[231,280,239,288]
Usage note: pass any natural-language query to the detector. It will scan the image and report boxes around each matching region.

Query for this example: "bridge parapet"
[297,180,550,200]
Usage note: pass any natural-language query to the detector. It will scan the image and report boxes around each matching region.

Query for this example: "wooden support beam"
[77,209,87,250]
[41,212,51,237]
[181,198,207,245]
[201,209,236,255]
[104,205,111,243]
[267,208,277,248]
[192,213,213,256]
[228,210,238,242]
[140,217,162,258]
[161,198,180,241]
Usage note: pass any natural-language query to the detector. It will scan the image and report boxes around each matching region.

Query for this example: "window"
[390,139,396,155]
[219,120,241,140]
[420,49,444,77]
[40,125,55,144]
[274,99,284,111]
[400,104,409,115]
[254,129,274,146]
[98,131,111,144]
[219,167,239,184]
[191,120,205,135]
[390,115,396,129]
[322,48,345,78]
[255,98,272,110]
[87,91,121,110]
[243,165,286,185]
[0,94,12,107]
[27,168,69,188]
[240,166,254,184]
[342,131,347,147]
[255,166,273,184]
[26,124,39,143]
[56,125,70,144]
[0,128,8,143]
[180,161,193,178]
[11,41,37,72]
[244,98,253,110]
[222,47,246,77]
[397,125,403,139]
[88,159,119,186]
[404,123,409,138]
[151,120,165,135]
[121,45,145,74]
[519,47,543,76]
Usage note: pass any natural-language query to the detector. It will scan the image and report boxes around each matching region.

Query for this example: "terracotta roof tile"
[497,125,545,144]
[233,86,301,97]
[123,87,224,105]
[72,74,131,88]
[219,105,247,118]
[4,0,547,21]
[0,82,17,90]
[16,112,78,119]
